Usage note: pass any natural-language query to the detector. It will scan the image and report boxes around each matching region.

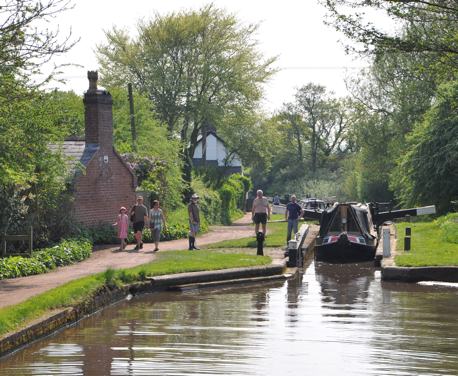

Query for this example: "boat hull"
[315,235,376,263]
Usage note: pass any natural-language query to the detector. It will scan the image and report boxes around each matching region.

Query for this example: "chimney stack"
[83,71,113,151]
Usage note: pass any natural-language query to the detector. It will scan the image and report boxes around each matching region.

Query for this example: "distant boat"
[299,198,327,211]
[303,202,435,263]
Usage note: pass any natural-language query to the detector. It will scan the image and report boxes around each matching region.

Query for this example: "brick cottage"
[58,71,136,225]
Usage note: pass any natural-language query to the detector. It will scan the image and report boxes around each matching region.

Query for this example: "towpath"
[0,213,255,309]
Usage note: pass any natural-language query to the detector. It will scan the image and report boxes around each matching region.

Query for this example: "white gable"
[193,133,241,167]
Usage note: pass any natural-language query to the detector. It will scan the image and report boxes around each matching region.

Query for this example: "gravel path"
[0,213,256,309]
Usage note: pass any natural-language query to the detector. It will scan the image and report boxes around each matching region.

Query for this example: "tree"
[321,0,458,56]
[96,5,277,197]
[45,90,85,137]
[0,83,69,239]
[109,87,184,209]
[0,0,75,240]
[219,112,280,191]
[292,83,349,174]
[391,80,458,213]
[0,0,76,86]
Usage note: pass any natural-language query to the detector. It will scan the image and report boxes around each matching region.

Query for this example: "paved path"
[0,213,256,309]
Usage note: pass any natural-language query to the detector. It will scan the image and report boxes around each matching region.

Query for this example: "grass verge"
[206,221,299,249]
[395,214,458,267]
[0,250,270,338]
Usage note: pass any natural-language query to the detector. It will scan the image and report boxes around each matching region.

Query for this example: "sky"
[50,0,367,113]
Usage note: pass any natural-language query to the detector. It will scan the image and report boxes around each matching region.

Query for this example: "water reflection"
[315,261,374,322]
[1,262,457,376]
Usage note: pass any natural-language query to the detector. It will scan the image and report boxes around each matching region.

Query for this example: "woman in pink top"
[113,206,129,251]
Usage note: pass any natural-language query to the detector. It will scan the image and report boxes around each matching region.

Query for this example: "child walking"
[113,206,129,251]
[149,200,166,252]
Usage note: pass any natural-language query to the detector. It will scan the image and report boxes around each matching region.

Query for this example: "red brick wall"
[83,93,113,149]
[74,149,136,226]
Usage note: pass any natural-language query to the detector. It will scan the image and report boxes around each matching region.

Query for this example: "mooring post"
[382,227,391,258]
[404,236,411,251]
[256,231,265,256]
[404,227,412,251]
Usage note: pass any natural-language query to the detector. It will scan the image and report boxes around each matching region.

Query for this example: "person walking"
[252,189,271,235]
[188,193,200,250]
[149,200,166,252]
[285,194,303,242]
[130,196,148,251]
[113,206,129,251]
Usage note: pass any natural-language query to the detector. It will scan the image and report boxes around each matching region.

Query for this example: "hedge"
[218,174,251,224]
[0,238,92,280]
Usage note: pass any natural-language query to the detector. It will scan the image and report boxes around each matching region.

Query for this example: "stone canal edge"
[0,260,293,358]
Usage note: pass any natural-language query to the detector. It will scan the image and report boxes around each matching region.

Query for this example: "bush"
[437,213,458,244]
[76,223,119,245]
[0,238,92,280]
[72,211,191,245]
[218,174,249,224]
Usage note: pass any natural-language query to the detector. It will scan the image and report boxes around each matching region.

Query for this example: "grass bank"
[0,250,270,338]
[207,221,295,249]
[395,213,458,267]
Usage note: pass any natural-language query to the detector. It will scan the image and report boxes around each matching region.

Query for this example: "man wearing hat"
[188,193,200,250]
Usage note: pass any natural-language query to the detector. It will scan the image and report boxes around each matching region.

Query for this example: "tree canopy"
[96,4,277,194]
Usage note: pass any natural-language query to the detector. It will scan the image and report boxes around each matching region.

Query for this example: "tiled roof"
[49,141,99,174]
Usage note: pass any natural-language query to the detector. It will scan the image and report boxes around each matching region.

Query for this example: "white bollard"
[383,227,391,258]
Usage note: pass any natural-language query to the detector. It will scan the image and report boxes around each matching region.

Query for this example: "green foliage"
[190,174,248,226]
[0,1,77,243]
[320,1,458,207]
[322,1,458,74]
[391,81,458,213]
[103,268,118,288]
[77,221,188,245]
[0,238,92,280]
[218,174,248,224]
[45,90,85,137]
[220,113,280,191]
[97,5,277,190]
[436,213,458,244]
[0,82,70,241]
[109,87,184,211]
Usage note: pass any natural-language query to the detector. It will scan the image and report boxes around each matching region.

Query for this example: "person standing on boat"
[285,194,303,242]
[252,189,271,235]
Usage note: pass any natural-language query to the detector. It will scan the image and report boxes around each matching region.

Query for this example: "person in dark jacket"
[285,194,303,242]
[130,196,148,251]
[188,193,200,250]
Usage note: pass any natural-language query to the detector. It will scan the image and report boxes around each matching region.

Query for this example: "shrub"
[0,238,92,280]
[437,213,458,244]
[218,174,249,224]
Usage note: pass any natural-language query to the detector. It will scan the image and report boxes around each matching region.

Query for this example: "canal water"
[1,261,457,375]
